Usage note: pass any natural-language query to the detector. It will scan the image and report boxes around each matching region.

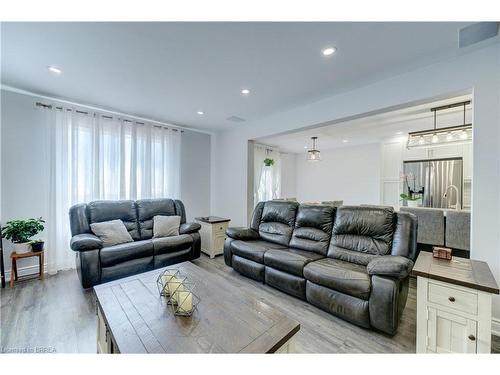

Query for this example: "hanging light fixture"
[307,136,321,161]
[407,100,472,149]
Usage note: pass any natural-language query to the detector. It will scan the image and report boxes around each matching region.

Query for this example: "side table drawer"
[428,281,478,315]
[212,224,228,236]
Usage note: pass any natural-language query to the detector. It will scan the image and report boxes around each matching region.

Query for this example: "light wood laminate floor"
[1,255,499,353]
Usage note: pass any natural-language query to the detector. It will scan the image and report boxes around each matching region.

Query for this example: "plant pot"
[407,200,420,208]
[13,242,32,254]
[31,242,44,252]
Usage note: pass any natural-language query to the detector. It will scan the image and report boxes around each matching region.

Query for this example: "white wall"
[0,89,211,271]
[279,152,297,199]
[293,143,381,204]
[180,130,211,221]
[211,43,500,324]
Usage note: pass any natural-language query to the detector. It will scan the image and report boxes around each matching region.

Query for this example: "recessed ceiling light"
[197,111,204,115]
[322,47,336,56]
[342,139,349,143]
[304,146,308,149]
[396,131,403,135]
[47,66,62,75]
[241,89,250,95]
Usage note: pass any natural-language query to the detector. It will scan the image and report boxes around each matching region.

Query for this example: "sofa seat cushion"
[100,240,154,267]
[264,249,324,277]
[303,258,371,300]
[152,234,193,255]
[231,240,287,264]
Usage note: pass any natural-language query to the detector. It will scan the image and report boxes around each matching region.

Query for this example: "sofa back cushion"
[258,201,299,246]
[136,198,177,240]
[328,206,395,265]
[289,204,335,255]
[87,200,140,240]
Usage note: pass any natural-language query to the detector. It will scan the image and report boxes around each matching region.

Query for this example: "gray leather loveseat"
[224,201,417,335]
[69,198,201,288]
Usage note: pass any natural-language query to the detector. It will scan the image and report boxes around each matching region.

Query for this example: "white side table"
[413,252,499,353]
[195,216,230,259]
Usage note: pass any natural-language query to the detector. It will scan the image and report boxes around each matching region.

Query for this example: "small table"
[94,261,300,353]
[412,251,499,353]
[10,250,45,288]
[195,216,230,259]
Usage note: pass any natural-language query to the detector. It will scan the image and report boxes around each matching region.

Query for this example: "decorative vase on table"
[407,200,420,208]
[31,241,45,252]
[13,242,32,254]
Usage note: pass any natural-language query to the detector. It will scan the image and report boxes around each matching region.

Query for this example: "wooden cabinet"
[427,306,477,353]
[413,252,499,354]
[195,216,230,259]
[417,277,486,353]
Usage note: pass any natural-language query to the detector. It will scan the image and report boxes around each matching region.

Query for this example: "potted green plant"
[1,217,45,254]
[30,239,45,252]
[263,158,274,167]
[400,193,421,208]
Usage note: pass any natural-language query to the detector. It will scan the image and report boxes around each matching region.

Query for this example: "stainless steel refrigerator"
[402,157,463,209]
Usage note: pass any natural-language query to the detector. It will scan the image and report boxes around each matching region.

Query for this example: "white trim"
[1,84,214,135]
[492,317,500,337]
[4,263,49,281]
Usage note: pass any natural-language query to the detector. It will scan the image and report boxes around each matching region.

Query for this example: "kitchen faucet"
[442,184,461,209]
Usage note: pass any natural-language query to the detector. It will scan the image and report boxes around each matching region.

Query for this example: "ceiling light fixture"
[342,139,349,143]
[322,47,336,56]
[307,137,320,161]
[47,66,62,75]
[197,111,204,115]
[241,89,250,95]
[407,100,472,149]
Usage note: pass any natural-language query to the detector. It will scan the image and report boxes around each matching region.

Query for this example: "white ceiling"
[257,95,473,153]
[1,22,488,131]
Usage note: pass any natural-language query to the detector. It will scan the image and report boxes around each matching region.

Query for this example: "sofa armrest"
[179,222,201,235]
[225,227,260,241]
[367,256,414,279]
[70,233,103,252]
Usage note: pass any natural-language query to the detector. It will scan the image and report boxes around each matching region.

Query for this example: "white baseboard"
[492,317,500,337]
[4,263,48,281]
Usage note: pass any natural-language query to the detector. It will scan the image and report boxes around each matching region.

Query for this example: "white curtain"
[253,145,267,206]
[42,106,181,274]
[254,144,281,205]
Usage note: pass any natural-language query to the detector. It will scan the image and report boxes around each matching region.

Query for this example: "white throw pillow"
[90,219,134,247]
[153,215,181,238]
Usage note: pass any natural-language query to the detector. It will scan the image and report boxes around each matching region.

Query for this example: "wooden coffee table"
[94,261,300,353]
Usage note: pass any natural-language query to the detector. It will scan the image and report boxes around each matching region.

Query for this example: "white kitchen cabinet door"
[462,142,473,180]
[381,141,403,179]
[427,307,477,353]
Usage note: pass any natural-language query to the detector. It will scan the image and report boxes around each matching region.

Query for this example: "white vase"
[407,200,420,208]
[13,242,32,254]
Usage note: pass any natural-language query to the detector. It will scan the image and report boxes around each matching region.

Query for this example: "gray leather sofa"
[69,199,201,288]
[224,201,417,335]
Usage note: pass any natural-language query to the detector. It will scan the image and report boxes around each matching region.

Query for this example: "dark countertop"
[195,216,230,224]
[412,251,499,294]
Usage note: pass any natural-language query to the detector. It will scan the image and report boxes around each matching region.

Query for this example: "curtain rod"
[1,84,215,135]
[35,101,183,132]
[254,142,281,151]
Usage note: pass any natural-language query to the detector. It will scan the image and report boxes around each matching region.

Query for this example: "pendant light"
[407,100,472,149]
[307,136,321,161]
